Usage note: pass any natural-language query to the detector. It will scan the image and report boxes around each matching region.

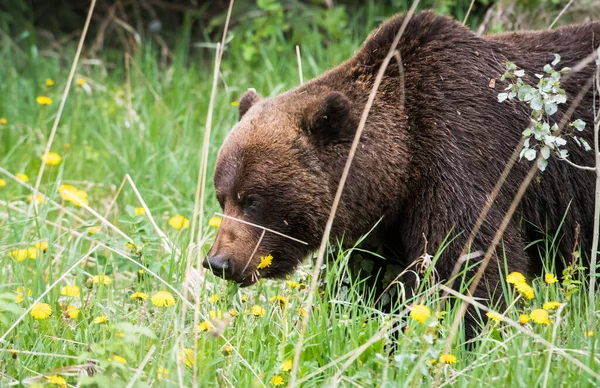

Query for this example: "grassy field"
[1,4,599,387]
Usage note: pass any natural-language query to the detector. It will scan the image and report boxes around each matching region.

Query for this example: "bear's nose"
[203,254,231,277]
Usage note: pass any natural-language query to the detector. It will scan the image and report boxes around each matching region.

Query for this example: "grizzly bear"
[204,11,600,321]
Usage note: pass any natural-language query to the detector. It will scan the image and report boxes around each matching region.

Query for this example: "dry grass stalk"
[289,0,422,383]
[30,0,98,218]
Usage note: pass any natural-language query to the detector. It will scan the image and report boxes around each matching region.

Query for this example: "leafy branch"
[498,55,590,171]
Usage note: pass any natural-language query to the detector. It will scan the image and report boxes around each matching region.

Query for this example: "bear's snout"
[203,253,232,278]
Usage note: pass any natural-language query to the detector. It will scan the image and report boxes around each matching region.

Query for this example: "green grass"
[1,6,599,388]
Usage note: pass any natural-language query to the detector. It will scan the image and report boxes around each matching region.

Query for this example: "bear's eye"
[241,195,260,210]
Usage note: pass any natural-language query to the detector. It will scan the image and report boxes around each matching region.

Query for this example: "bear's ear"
[238,88,261,120]
[302,92,352,144]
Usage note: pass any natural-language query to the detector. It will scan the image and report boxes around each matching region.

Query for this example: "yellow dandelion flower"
[270,375,285,386]
[24,247,37,260]
[0,118,7,125]
[251,305,265,317]
[15,287,31,303]
[46,375,66,386]
[116,332,125,338]
[208,216,222,228]
[10,248,29,262]
[543,301,561,310]
[270,295,288,308]
[514,281,534,300]
[34,241,48,251]
[178,348,194,368]
[60,187,89,207]
[88,226,101,235]
[486,311,503,323]
[281,359,293,372]
[439,353,457,365]
[296,307,307,317]
[506,272,526,285]
[76,78,86,86]
[0,178,5,187]
[60,285,80,297]
[286,280,301,289]
[94,314,109,324]
[152,290,175,307]
[229,308,238,317]
[529,308,550,324]
[198,321,212,331]
[222,345,233,355]
[209,294,219,303]
[130,292,149,301]
[134,207,145,216]
[36,96,53,105]
[231,101,240,107]
[45,78,55,86]
[91,275,112,285]
[584,330,594,337]
[27,246,41,259]
[545,273,558,284]
[209,310,223,319]
[410,304,431,324]
[110,355,127,364]
[41,152,62,166]
[257,254,273,269]
[28,193,46,206]
[241,294,248,303]
[157,367,169,380]
[31,303,52,320]
[66,305,80,319]
[168,215,189,229]
[519,314,529,325]
[58,184,77,194]
[15,173,29,183]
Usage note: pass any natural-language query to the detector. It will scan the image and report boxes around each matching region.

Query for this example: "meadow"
[0,2,599,387]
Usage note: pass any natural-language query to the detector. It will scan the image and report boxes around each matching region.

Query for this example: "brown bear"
[204,11,600,315]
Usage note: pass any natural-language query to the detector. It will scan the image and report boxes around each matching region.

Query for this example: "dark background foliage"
[2,0,597,65]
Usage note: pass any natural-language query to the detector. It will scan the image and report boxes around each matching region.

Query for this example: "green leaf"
[572,119,586,131]
[580,138,592,152]
[545,102,558,116]
[541,146,550,160]
[524,148,537,161]
[530,97,543,111]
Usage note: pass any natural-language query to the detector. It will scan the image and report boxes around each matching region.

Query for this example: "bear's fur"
[205,11,600,317]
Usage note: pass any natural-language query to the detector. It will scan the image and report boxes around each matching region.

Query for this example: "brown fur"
[206,11,599,317]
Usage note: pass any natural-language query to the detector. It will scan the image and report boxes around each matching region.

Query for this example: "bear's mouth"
[238,276,259,287]
[210,268,259,287]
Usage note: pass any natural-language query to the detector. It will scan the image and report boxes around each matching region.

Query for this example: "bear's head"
[204,82,409,286]
[203,85,361,286]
